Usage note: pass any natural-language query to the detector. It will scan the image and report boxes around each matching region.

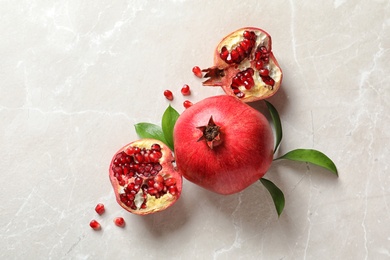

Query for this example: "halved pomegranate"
[109,139,182,215]
[201,27,283,102]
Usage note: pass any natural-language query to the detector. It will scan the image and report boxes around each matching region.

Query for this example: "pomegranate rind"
[203,27,283,102]
[174,95,274,195]
[109,139,182,215]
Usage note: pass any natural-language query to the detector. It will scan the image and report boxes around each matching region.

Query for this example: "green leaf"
[260,178,285,217]
[276,149,338,176]
[265,100,282,153]
[161,105,180,150]
[134,123,167,144]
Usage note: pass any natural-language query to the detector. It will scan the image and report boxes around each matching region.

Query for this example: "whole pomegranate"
[201,27,283,102]
[109,139,182,215]
[173,95,274,195]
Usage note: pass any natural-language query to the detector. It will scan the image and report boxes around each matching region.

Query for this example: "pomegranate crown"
[196,116,222,149]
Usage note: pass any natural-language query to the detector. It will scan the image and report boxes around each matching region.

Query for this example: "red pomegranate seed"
[262,76,275,86]
[183,100,193,109]
[181,84,191,96]
[220,46,229,60]
[95,203,105,215]
[255,60,264,70]
[151,143,161,151]
[154,182,164,191]
[243,30,252,39]
[154,175,164,183]
[163,90,173,101]
[90,220,101,230]
[168,186,178,195]
[259,68,269,77]
[113,217,125,227]
[192,66,202,78]
[164,177,176,186]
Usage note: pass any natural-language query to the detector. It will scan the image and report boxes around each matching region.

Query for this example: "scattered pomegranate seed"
[164,90,173,101]
[181,84,191,96]
[95,203,105,215]
[113,217,125,227]
[90,220,101,230]
[192,66,202,78]
[183,100,193,109]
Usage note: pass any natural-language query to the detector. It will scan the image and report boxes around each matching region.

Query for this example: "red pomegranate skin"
[173,95,274,195]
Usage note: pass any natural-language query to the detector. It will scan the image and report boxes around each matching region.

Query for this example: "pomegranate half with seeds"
[173,95,274,195]
[201,27,282,102]
[109,139,182,215]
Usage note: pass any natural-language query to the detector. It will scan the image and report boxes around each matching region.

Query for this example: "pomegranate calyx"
[196,116,222,149]
[202,67,225,86]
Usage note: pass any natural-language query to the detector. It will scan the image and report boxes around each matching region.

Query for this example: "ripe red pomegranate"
[201,27,282,102]
[173,95,274,195]
[109,139,182,215]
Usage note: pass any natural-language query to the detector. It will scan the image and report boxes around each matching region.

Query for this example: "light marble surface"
[1,0,389,259]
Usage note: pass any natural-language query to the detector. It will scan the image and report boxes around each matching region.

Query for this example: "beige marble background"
[1,0,389,259]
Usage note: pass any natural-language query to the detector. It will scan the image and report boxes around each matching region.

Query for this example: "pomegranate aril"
[134,177,143,185]
[230,49,240,63]
[114,217,125,227]
[236,46,245,60]
[232,87,241,94]
[192,66,202,78]
[255,51,262,61]
[95,203,105,215]
[154,182,164,192]
[231,76,242,87]
[181,84,191,96]
[168,186,178,195]
[153,164,162,172]
[243,30,252,39]
[122,165,130,175]
[147,187,158,195]
[164,177,176,187]
[240,40,249,52]
[134,153,144,163]
[113,166,123,175]
[154,175,164,183]
[147,179,154,187]
[127,193,135,201]
[90,220,101,230]
[246,68,254,76]
[151,143,161,151]
[149,151,162,162]
[183,100,193,109]
[255,60,264,70]
[243,80,252,90]
[220,46,229,60]
[262,76,275,86]
[259,68,269,77]
[127,183,135,191]
[124,148,134,155]
[163,90,174,101]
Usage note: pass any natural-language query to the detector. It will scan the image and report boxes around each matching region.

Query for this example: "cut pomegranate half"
[201,27,283,102]
[109,139,182,215]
